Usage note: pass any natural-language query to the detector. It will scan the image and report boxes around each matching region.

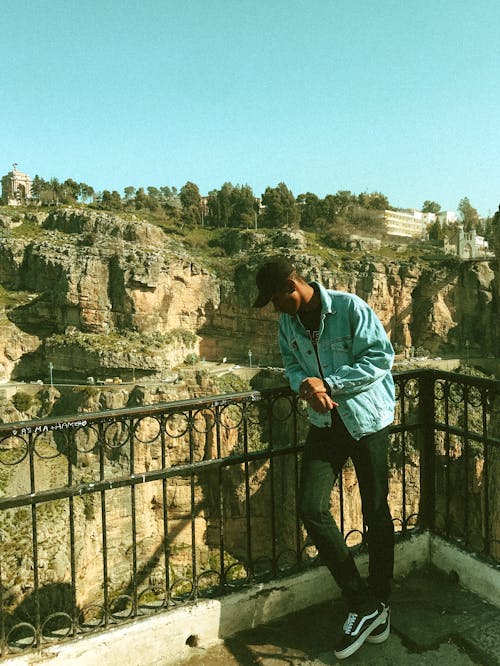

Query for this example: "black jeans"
[298,409,394,609]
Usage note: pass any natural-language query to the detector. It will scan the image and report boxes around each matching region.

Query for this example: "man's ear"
[286,278,296,293]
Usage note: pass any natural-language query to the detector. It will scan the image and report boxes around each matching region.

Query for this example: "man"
[253,256,395,660]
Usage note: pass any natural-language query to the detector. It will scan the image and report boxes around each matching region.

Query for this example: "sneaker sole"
[334,607,388,660]
[366,616,390,644]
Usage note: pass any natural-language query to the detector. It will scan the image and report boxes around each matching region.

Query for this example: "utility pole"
[48,362,54,387]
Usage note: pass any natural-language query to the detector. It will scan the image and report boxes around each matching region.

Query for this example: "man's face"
[270,281,300,315]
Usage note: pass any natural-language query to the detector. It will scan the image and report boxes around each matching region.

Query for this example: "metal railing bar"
[0,445,305,510]
[1,368,499,660]
[0,391,274,436]
[433,423,500,447]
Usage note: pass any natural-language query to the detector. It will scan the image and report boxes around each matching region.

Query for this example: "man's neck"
[299,283,321,313]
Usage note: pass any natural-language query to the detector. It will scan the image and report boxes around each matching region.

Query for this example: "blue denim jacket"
[278,282,395,439]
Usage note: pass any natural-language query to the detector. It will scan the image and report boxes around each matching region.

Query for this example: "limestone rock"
[0,209,498,380]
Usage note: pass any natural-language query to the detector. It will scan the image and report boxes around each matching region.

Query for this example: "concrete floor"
[182,565,500,666]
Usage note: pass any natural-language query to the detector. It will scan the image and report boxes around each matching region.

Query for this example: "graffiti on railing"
[10,419,88,437]
[0,371,498,659]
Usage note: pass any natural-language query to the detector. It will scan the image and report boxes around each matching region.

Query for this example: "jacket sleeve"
[278,317,308,393]
[324,299,394,397]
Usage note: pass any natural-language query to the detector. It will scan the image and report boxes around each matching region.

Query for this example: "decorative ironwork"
[0,370,499,658]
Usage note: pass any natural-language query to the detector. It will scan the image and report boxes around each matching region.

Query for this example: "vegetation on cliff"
[0,202,497,396]
[22,174,494,242]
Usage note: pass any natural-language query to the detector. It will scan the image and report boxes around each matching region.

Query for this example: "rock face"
[0,207,498,382]
[0,319,40,380]
[201,252,498,365]
[0,209,220,380]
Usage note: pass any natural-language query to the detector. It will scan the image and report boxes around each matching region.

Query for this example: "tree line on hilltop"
[28,175,493,243]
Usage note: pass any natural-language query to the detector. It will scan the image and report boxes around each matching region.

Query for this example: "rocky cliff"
[0,207,498,385]
[0,205,498,625]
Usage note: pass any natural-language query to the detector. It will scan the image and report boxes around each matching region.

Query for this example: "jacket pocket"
[330,335,353,367]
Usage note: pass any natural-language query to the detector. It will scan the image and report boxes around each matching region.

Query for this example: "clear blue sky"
[2,0,499,216]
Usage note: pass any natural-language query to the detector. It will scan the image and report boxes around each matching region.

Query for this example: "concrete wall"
[430,537,500,610]
[2,533,499,666]
[1,533,430,666]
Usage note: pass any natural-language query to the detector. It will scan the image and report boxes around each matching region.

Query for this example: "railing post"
[418,371,436,530]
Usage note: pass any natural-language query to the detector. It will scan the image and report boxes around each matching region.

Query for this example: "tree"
[147,186,162,201]
[124,186,136,201]
[422,200,441,214]
[31,175,48,199]
[179,181,201,226]
[217,181,234,227]
[261,182,299,228]
[61,178,80,203]
[37,178,61,205]
[357,191,389,210]
[206,188,219,224]
[39,189,57,205]
[200,182,255,228]
[427,220,443,241]
[347,205,385,236]
[101,190,123,210]
[458,197,480,232]
[79,183,95,203]
[330,190,357,218]
[321,194,340,226]
[160,185,178,199]
[297,192,322,229]
[134,187,148,209]
[230,184,255,227]
[160,186,181,211]
[180,181,201,209]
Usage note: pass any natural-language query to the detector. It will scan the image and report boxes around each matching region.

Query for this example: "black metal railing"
[0,369,498,657]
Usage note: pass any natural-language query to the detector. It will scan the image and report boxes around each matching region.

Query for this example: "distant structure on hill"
[378,209,458,239]
[378,208,491,258]
[1,164,32,205]
[443,226,492,259]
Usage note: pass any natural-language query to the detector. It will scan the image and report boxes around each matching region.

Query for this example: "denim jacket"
[278,282,395,440]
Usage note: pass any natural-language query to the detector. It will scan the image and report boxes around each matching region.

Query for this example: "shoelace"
[343,612,358,634]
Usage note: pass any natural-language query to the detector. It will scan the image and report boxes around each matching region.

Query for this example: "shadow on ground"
[184,565,500,665]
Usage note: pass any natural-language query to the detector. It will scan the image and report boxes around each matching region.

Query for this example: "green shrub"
[12,391,34,412]
[185,353,199,365]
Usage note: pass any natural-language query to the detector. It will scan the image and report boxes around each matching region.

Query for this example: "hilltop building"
[379,209,435,238]
[436,210,459,225]
[378,208,490,258]
[1,164,32,205]
[443,226,491,259]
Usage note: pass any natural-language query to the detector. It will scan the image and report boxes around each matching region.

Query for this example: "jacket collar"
[287,281,336,325]
[311,281,336,316]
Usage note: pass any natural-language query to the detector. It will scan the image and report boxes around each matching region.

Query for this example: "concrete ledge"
[2,532,430,666]
[429,534,500,609]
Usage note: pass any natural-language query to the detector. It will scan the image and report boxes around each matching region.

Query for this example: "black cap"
[253,256,295,308]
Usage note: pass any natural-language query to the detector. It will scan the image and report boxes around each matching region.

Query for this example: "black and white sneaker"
[366,606,390,644]
[334,602,388,660]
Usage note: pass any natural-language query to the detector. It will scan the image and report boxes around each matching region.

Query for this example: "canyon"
[0,206,498,630]
[0,207,498,390]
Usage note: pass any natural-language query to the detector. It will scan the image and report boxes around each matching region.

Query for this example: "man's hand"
[307,391,337,413]
[299,377,338,414]
[299,377,327,398]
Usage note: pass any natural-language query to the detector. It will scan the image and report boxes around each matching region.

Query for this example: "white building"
[444,227,492,259]
[379,208,459,239]
[437,210,458,225]
[1,164,32,206]
[379,209,436,238]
